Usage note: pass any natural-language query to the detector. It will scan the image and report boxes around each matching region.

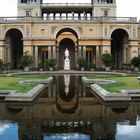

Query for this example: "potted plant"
[102,53,113,71]
[131,56,140,72]
[77,57,86,71]
[38,62,44,71]
[47,58,56,71]
[89,62,96,71]
[19,51,33,72]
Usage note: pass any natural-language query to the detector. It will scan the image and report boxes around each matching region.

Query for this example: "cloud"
[116,120,140,139]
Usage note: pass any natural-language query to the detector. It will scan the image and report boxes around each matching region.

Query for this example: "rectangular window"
[26,11,31,17]
[104,10,108,17]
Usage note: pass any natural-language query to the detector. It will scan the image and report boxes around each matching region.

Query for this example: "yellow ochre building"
[0,0,140,69]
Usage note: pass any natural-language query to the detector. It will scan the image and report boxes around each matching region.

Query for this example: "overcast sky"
[0,0,140,19]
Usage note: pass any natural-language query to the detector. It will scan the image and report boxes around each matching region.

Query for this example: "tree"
[19,51,33,69]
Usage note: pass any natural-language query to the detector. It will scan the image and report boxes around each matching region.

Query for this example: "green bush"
[19,51,33,68]
[102,53,113,67]
[77,57,87,68]
[131,56,140,67]
[89,63,96,70]
[47,58,57,68]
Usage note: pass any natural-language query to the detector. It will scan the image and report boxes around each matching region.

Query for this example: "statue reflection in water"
[64,74,70,96]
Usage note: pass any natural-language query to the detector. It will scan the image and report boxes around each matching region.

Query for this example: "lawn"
[86,75,140,92]
[0,75,48,93]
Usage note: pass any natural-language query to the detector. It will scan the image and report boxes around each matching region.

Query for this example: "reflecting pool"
[0,75,140,140]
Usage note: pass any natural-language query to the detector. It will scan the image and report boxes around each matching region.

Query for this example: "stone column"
[96,46,100,68]
[53,46,56,58]
[56,47,59,67]
[123,47,127,64]
[48,46,51,59]
[87,51,90,65]
[72,12,74,20]
[35,46,38,67]
[83,46,86,58]
[75,47,78,68]
[5,44,11,64]
[78,46,82,57]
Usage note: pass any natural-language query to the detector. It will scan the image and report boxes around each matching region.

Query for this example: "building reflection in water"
[0,75,140,140]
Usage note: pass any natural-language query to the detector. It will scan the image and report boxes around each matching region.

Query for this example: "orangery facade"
[0,0,140,69]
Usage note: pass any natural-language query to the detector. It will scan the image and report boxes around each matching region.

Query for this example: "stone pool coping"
[81,76,117,85]
[82,76,140,102]
[91,84,131,102]
[0,77,53,102]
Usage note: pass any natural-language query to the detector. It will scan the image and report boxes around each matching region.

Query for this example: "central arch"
[59,38,75,69]
[56,27,79,69]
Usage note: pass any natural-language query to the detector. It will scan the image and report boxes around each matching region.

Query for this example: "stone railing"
[0,16,137,23]
[42,3,92,7]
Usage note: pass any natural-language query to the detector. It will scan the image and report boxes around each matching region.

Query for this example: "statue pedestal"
[64,58,70,70]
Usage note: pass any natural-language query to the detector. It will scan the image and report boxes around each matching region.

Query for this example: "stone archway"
[59,38,75,69]
[111,29,129,69]
[56,27,79,69]
[5,29,23,68]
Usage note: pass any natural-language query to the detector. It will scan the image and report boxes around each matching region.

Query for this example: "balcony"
[42,3,93,7]
[0,16,137,23]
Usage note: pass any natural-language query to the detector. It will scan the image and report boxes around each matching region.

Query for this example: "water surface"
[0,75,140,140]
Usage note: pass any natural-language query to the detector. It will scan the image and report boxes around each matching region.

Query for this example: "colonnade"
[0,42,139,69]
[31,45,104,68]
[43,12,92,20]
[21,0,37,3]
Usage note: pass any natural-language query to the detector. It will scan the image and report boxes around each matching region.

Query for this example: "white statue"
[64,48,70,70]
[64,48,69,59]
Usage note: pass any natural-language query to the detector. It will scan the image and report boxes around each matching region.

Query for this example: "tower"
[93,0,116,17]
[17,0,42,17]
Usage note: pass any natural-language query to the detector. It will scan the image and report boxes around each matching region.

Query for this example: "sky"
[0,0,140,19]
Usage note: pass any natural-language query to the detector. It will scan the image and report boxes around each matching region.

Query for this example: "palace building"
[0,0,140,69]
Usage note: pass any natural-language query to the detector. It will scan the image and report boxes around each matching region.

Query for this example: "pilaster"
[0,41,5,61]
[130,46,139,59]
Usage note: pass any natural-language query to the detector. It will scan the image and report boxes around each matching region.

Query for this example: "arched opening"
[59,38,75,69]
[5,29,23,68]
[111,29,129,69]
[56,28,79,39]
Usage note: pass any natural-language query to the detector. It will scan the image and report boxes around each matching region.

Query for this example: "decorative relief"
[76,27,82,34]
[41,29,45,34]
[104,28,107,36]
[89,29,93,31]
[133,28,136,37]
[26,25,30,37]
[51,26,57,34]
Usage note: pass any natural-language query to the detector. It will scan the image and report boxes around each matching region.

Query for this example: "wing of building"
[0,0,139,69]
